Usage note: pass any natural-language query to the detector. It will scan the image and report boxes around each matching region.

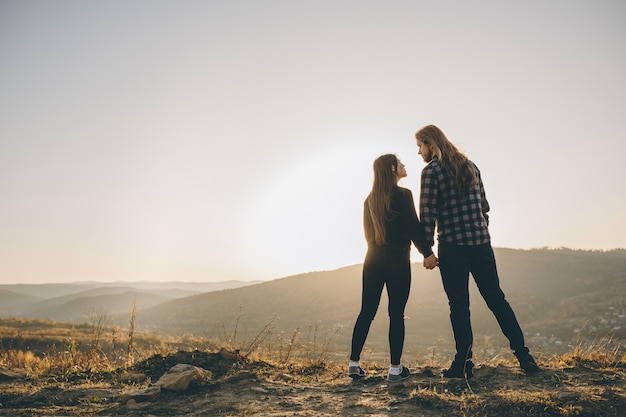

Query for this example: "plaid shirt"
[419,156,491,247]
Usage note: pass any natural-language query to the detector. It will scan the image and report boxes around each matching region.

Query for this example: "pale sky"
[1,0,625,284]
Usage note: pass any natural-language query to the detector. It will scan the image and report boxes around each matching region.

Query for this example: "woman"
[349,154,437,382]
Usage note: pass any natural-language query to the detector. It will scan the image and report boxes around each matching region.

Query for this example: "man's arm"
[419,166,438,247]
[475,166,490,225]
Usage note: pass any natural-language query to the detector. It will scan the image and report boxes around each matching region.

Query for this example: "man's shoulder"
[467,159,481,175]
[421,159,442,176]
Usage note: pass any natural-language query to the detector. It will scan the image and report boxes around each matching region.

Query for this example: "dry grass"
[0,316,341,379]
[1,318,624,417]
[558,336,625,369]
[2,317,624,377]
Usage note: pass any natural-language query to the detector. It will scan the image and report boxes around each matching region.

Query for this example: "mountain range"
[0,280,260,321]
[2,248,625,361]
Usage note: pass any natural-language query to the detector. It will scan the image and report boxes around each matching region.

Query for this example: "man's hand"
[423,254,439,270]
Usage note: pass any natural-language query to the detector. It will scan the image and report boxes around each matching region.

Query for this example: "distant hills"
[2,248,625,361]
[135,248,626,360]
[0,280,261,321]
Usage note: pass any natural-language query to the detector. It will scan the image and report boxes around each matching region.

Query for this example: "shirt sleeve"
[401,189,433,258]
[419,165,438,247]
[363,199,373,245]
[475,166,490,225]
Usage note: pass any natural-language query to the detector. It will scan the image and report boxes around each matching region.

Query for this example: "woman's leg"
[350,249,385,361]
[385,249,411,365]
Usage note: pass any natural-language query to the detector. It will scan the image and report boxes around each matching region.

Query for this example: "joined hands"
[423,254,439,270]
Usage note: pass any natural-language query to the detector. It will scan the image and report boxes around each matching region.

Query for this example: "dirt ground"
[1,349,624,416]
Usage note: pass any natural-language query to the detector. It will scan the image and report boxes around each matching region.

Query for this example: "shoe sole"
[442,374,473,379]
[387,375,410,383]
[442,369,474,379]
[387,370,411,383]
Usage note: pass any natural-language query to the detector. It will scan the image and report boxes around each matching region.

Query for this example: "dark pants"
[438,242,529,362]
[350,246,411,365]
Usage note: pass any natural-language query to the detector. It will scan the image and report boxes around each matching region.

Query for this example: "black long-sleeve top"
[363,186,433,258]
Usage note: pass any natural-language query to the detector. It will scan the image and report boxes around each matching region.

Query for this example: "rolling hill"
[0,289,42,316]
[0,280,261,322]
[134,248,626,361]
[3,249,624,362]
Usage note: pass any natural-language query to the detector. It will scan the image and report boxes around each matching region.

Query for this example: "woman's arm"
[363,199,373,245]
[401,188,433,258]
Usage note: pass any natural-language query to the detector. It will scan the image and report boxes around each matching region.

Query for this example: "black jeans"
[438,242,529,362]
[350,246,411,365]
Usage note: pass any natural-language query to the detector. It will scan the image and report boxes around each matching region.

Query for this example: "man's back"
[419,157,490,246]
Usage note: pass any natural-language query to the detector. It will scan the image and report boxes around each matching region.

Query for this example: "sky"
[1,0,625,284]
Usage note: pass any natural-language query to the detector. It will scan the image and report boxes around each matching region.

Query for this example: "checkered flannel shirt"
[419,156,491,247]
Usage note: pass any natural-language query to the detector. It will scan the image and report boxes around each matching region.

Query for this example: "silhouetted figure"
[415,124,539,378]
[348,154,437,382]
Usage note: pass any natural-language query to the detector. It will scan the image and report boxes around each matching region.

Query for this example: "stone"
[154,363,211,392]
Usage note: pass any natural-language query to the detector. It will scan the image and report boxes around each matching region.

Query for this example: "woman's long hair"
[415,125,477,196]
[368,154,399,245]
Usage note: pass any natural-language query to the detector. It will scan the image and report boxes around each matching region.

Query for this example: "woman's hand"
[423,254,439,270]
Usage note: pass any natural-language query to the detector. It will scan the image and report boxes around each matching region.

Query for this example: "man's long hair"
[367,154,399,245]
[415,125,477,196]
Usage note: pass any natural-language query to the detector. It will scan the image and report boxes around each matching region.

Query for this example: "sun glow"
[240,140,406,279]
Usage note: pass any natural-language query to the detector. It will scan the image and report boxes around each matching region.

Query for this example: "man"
[415,124,539,378]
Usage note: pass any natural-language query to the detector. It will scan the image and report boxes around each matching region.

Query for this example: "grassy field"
[1,317,624,416]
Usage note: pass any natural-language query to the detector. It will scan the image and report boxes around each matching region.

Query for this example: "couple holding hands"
[349,124,539,382]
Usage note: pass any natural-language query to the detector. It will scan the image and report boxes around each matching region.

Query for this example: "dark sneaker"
[442,360,474,379]
[387,366,410,382]
[348,366,366,378]
[518,355,540,373]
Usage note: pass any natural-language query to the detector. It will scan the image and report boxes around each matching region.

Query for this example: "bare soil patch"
[1,349,624,416]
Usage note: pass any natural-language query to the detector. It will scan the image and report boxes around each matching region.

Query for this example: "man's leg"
[469,244,526,353]
[438,242,473,362]
[470,244,538,372]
